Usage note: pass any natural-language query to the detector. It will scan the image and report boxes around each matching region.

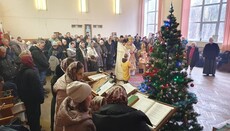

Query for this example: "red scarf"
[20,55,35,68]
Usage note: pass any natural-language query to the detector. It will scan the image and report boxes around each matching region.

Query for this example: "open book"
[91,77,108,91]
[88,73,107,81]
[128,92,176,130]
[122,83,138,97]
[92,81,115,96]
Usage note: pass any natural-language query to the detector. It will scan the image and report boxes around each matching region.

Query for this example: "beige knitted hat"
[66,81,91,103]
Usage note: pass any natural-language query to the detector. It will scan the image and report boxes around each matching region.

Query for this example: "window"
[144,0,158,36]
[35,0,47,10]
[188,0,227,43]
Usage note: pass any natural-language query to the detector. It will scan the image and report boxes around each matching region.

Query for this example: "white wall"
[161,0,182,29]
[0,0,139,39]
[0,8,3,32]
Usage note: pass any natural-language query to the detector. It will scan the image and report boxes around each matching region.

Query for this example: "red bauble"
[144,72,155,77]
[149,46,154,52]
[161,84,169,89]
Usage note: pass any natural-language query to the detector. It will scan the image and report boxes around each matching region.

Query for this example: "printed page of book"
[122,83,137,95]
[91,78,108,91]
[88,74,107,81]
[148,125,156,130]
[145,102,174,127]
[132,96,155,113]
[134,92,149,98]
[97,81,115,96]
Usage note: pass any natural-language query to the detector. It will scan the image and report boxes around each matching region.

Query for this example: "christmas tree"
[139,4,203,131]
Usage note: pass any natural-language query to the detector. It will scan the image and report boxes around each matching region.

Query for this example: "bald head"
[209,37,214,44]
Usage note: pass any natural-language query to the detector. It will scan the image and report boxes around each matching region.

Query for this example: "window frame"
[188,0,227,43]
[144,0,158,36]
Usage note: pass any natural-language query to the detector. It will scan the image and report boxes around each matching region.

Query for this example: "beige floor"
[40,67,230,131]
[40,76,52,131]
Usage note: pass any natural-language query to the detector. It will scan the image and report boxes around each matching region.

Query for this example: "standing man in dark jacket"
[203,37,220,76]
[30,39,49,85]
[0,46,18,82]
[15,54,44,131]
[105,37,115,70]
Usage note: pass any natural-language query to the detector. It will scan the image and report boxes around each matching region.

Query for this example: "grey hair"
[19,50,31,57]
[191,42,197,46]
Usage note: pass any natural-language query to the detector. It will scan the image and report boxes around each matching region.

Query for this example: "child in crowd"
[121,54,132,83]
[138,42,148,73]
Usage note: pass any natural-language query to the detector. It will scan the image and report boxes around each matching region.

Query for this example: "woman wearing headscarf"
[67,41,76,59]
[15,53,44,131]
[87,41,99,71]
[50,58,74,131]
[76,40,88,72]
[56,81,96,131]
[92,85,152,131]
[53,61,84,131]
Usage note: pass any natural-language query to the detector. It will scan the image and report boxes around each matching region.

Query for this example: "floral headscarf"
[60,58,68,72]
[60,58,74,72]
[106,85,128,105]
[66,61,80,81]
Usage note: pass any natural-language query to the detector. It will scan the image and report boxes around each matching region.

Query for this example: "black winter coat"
[15,66,44,104]
[0,55,18,81]
[30,46,49,71]
[203,43,220,59]
[92,104,152,131]
[75,47,85,64]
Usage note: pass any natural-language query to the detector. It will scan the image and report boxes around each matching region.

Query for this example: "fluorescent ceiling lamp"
[80,0,88,13]
[115,0,120,14]
[35,0,47,10]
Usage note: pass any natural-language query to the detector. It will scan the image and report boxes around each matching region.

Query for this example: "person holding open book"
[50,58,74,131]
[53,61,84,131]
[92,85,153,131]
[56,81,96,131]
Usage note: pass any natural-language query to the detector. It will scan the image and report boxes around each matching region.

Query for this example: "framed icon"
[84,24,92,37]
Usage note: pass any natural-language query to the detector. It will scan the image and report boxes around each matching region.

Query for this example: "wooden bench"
[0,90,27,125]
[0,103,14,125]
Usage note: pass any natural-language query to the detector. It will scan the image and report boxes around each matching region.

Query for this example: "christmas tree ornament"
[190,83,194,87]
[164,20,170,27]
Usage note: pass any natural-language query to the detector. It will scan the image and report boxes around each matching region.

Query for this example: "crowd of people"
[0,30,220,131]
[0,31,156,131]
